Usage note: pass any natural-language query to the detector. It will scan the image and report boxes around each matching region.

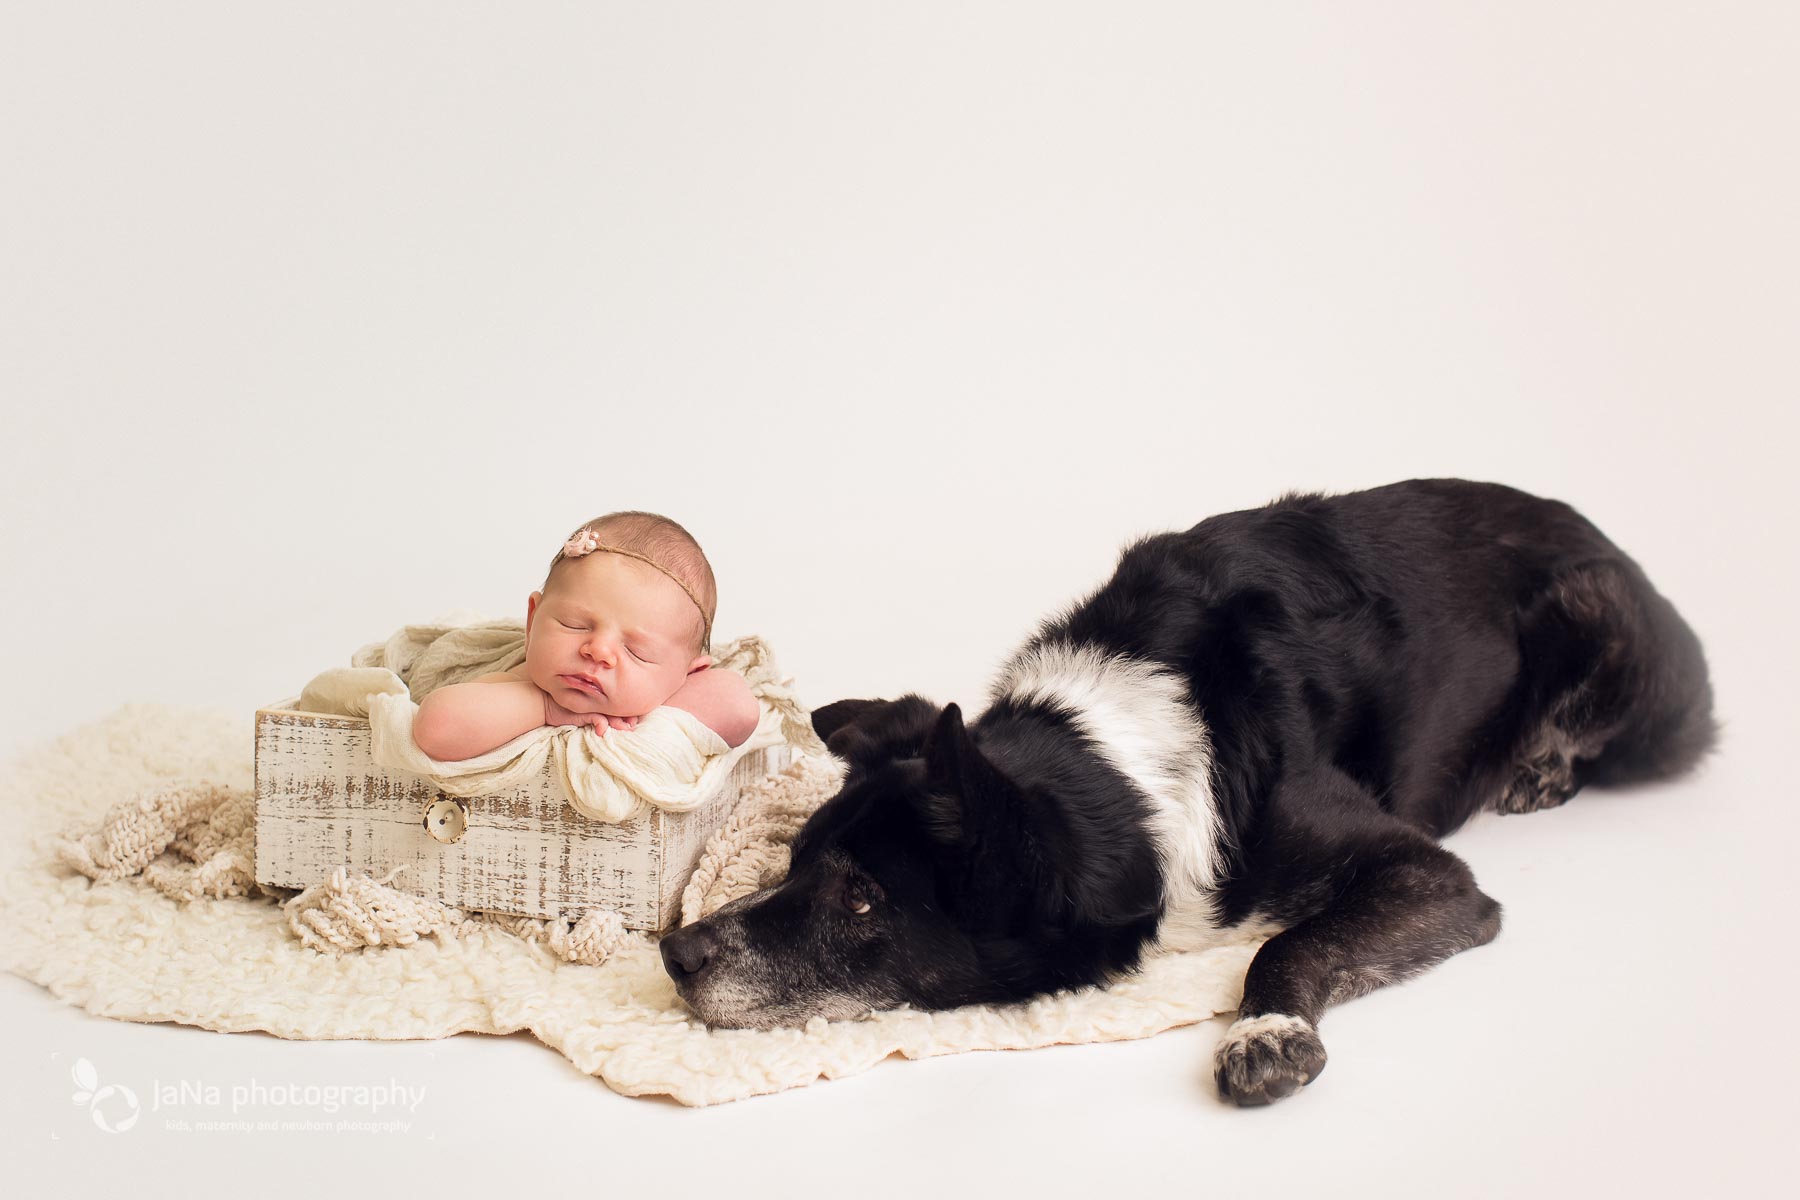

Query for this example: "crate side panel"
[257,711,667,925]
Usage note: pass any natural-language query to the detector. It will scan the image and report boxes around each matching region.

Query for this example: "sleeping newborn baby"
[412,511,761,762]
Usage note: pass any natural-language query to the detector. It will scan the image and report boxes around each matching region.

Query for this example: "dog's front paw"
[1213,1013,1327,1106]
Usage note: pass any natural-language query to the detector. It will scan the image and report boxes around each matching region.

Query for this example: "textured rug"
[0,704,1265,1106]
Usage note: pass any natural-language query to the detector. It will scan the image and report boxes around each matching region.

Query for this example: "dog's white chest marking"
[989,641,1236,951]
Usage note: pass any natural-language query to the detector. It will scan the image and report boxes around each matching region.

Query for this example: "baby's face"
[524,553,708,719]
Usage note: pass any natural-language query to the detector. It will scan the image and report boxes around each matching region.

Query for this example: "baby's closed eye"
[559,619,654,662]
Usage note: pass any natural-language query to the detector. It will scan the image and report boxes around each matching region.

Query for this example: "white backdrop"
[3,4,1795,1196]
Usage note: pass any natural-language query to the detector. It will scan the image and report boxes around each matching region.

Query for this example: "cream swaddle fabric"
[294,615,823,822]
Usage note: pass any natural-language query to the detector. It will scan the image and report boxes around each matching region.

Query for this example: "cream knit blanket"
[0,705,1264,1106]
[296,616,823,822]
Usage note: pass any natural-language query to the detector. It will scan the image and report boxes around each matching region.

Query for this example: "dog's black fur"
[661,479,1715,1104]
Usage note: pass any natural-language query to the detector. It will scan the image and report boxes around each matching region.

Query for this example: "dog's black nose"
[660,927,715,982]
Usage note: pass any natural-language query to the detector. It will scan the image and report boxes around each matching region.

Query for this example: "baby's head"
[524,511,719,719]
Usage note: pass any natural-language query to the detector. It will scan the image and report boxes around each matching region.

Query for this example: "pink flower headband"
[559,528,712,651]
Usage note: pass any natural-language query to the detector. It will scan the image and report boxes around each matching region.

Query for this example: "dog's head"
[659,694,1162,1030]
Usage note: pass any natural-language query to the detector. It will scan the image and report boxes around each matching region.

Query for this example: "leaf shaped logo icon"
[68,1057,140,1132]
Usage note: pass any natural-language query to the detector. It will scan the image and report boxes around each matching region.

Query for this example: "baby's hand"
[542,691,639,734]
[543,692,604,730]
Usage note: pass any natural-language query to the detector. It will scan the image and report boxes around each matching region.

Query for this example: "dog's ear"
[913,702,1041,893]
[915,702,1034,850]
[810,695,941,767]
[808,699,880,746]
[915,703,1001,845]
[917,704,1157,933]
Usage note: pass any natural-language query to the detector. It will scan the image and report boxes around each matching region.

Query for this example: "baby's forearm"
[413,679,546,762]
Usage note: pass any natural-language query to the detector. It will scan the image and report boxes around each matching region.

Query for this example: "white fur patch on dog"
[1217,1011,1314,1051]
[990,639,1229,946]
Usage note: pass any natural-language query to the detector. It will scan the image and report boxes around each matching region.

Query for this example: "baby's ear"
[687,654,712,675]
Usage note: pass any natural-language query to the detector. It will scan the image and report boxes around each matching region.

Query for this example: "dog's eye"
[843,886,872,916]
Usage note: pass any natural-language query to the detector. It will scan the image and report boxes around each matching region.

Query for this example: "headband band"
[558,527,712,651]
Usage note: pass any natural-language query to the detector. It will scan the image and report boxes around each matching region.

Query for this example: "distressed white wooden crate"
[253,698,788,932]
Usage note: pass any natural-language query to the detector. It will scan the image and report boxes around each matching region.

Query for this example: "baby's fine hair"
[544,511,718,653]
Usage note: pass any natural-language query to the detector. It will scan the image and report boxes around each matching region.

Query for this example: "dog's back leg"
[1216,773,1503,1106]
[1492,558,1716,815]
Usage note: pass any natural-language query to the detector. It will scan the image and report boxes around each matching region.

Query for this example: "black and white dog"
[661,479,1715,1105]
